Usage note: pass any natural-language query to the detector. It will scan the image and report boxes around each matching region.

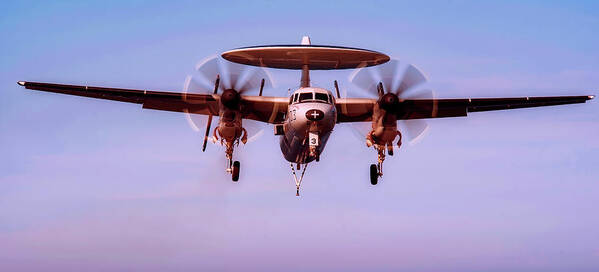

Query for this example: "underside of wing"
[18,81,220,115]
[18,81,290,124]
[399,95,594,120]
[335,98,376,122]
[335,95,594,122]
[241,96,288,124]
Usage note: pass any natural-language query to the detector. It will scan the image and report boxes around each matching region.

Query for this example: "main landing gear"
[370,164,378,185]
[213,126,247,182]
[367,130,402,185]
[369,147,385,185]
[227,159,240,181]
[222,137,241,182]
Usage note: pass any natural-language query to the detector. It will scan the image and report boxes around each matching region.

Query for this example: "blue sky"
[1,1,598,271]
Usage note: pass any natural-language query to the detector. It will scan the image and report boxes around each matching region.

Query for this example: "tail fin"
[301,36,311,45]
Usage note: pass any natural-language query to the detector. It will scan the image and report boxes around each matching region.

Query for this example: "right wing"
[17,81,289,124]
[241,96,289,124]
[18,81,219,115]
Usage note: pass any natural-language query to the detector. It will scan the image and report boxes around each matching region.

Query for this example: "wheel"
[369,164,378,185]
[232,161,240,182]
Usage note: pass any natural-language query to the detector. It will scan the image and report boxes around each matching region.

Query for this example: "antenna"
[334,80,341,98]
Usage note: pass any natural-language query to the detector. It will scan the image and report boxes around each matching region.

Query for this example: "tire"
[369,164,378,185]
[232,161,240,182]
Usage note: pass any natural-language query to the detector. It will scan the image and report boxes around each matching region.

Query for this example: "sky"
[1,0,598,271]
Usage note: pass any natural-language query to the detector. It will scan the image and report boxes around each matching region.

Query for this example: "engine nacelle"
[367,93,401,147]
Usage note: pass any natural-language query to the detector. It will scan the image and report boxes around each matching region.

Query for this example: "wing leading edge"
[17,81,288,124]
[336,95,594,122]
[17,81,593,123]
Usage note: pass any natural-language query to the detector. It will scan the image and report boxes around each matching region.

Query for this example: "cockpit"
[289,89,333,104]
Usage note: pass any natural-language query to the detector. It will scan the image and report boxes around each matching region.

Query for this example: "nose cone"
[379,93,399,112]
[305,109,325,121]
[221,89,241,109]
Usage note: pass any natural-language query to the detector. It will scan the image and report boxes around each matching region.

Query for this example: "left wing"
[336,95,594,122]
[17,81,288,124]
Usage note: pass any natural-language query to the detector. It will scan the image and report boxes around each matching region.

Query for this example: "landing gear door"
[309,132,319,147]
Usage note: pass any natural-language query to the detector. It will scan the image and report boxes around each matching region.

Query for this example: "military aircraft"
[18,36,594,195]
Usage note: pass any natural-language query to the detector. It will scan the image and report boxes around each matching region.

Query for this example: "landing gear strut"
[369,146,385,185]
[223,139,241,182]
[367,130,402,185]
[225,157,241,182]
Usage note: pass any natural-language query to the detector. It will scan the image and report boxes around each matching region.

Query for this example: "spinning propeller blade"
[183,56,274,148]
[349,59,435,144]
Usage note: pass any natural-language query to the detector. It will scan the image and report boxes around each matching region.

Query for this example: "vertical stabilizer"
[301,36,311,45]
[300,36,311,87]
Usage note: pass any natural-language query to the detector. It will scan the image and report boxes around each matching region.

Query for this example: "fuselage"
[280,87,337,163]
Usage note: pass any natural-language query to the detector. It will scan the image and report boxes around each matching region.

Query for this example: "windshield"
[315,93,328,103]
[295,92,331,104]
[298,92,313,102]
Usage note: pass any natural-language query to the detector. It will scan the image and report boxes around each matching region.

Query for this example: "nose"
[305,109,324,121]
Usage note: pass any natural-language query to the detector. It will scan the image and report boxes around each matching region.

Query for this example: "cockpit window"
[315,93,328,103]
[298,92,313,102]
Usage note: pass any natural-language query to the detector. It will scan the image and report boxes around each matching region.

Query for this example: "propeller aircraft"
[18,36,594,195]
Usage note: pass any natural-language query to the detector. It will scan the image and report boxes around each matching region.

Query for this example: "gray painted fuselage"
[279,87,337,163]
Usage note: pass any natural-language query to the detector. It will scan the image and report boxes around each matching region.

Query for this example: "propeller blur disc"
[182,55,274,146]
[348,59,435,144]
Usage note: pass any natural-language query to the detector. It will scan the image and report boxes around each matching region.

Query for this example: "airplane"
[17,36,594,196]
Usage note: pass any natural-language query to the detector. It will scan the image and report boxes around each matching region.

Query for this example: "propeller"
[183,56,274,150]
[348,59,436,144]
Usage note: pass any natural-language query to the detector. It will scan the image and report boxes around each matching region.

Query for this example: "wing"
[241,96,288,124]
[17,81,288,124]
[18,81,219,115]
[336,95,594,122]
[335,98,376,122]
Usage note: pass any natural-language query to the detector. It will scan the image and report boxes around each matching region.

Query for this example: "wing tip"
[17,81,26,86]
